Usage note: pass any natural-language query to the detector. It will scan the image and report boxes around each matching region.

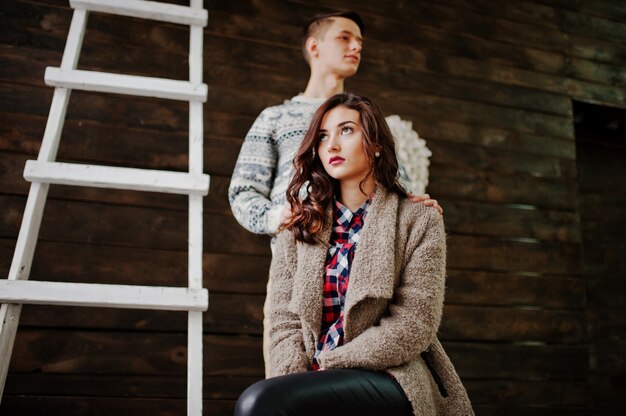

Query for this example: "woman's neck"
[337,178,376,212]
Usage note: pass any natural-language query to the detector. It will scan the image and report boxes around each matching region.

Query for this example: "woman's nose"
[327,137,340,152]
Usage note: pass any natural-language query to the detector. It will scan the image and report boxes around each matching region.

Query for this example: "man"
[228,11,441,372]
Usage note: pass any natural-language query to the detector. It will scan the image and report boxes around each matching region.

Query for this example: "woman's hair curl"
[283,92,406,244]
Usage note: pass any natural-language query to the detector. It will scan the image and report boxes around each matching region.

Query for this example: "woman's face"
[317,105,372,184]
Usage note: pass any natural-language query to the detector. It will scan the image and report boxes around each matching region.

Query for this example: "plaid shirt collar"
[312,191,375,370]
[333,193,374,230]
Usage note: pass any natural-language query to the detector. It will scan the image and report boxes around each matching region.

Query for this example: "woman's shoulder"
[373,189,442,231]
[275,227,296,249]
[275,227,325,255]
[394,195,444,244]
[397,195,442,225]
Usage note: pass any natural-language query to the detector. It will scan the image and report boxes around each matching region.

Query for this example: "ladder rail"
[0,8,89,398]
[187,1,205,413]
[0,2,210,415]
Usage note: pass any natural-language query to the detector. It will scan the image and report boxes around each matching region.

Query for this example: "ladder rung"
[45,67,208,102]
[24,161,210,196]
[70,0,208,26]
[0,280,209,311]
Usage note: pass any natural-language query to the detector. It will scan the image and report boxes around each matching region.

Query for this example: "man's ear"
[306,36,319,59]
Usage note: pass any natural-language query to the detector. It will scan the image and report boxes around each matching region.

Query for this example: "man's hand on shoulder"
[408,193,443,216]
[279,204,293,225]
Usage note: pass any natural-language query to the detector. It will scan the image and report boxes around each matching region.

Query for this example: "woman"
[235,93,473,416]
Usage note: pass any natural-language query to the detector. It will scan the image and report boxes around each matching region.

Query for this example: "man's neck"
[302,72,346,100]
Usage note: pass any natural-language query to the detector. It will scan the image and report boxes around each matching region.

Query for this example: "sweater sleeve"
[228,108,283,235]
[267,231,310,377]
[317,208,446,371]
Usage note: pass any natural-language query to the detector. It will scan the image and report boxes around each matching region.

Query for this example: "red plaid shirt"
[312,195,372,370]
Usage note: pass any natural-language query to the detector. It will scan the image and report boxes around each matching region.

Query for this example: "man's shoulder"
[261,97,319,116]
[251,97,319,135]
[260,99,294,114]
[247,101,291,134]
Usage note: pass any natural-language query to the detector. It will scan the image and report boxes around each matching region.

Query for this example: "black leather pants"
[234,368,413,416]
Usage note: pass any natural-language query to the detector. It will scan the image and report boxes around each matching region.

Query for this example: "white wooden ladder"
[0,1,210,414]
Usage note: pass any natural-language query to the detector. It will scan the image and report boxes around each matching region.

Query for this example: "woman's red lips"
[329,156,345,165]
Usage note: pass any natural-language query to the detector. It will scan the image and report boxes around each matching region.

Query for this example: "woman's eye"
[319,133,328,141]
[341,126,353,134]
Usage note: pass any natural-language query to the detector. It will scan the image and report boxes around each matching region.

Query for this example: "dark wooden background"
[1,0,625,414]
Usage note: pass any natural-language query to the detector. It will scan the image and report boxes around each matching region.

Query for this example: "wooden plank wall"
[574,101,626,415]
[0,0,624,414]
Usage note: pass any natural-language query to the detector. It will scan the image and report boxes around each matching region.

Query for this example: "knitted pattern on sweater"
[228,95,325,235]
[228,96,414,236]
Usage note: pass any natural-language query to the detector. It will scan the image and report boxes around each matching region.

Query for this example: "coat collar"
[289,186,399,340]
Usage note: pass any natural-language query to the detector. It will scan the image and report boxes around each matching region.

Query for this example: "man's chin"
[341,65,360,77]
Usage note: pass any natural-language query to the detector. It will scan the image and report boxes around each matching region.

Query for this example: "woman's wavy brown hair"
[283,92,407,244]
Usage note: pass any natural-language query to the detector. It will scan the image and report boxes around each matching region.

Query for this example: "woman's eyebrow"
[336,120,358,128]
[320,120,358,131]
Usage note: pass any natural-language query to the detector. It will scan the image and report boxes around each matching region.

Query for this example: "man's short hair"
[301,11,365,62]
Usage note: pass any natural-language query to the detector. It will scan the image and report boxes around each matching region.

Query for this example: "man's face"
[314,17,363,77]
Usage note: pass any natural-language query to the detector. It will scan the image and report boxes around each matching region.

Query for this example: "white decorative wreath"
[385,115,431,195]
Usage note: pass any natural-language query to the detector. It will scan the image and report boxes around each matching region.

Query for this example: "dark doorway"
[574,101,626,414]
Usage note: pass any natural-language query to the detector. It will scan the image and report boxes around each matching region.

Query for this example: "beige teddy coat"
[268,187,474,415]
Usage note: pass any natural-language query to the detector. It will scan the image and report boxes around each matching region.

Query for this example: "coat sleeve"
[267,231,310,377]
[228,108,283,235]
[317,209,446,371]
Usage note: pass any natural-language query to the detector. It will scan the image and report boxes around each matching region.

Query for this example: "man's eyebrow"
[339,30,363,43]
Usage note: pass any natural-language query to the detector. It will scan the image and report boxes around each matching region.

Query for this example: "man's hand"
[408,193,443,216]
[279,204,293,225]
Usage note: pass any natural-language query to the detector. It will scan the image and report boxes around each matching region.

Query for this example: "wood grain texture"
[575,112,626,414]
[2,0,624,413]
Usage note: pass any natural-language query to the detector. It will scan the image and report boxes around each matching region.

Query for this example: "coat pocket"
[421,351,449,398]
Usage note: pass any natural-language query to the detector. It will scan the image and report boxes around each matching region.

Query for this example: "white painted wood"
[188,20,205,173]
[1,4,212,415]
[0,8,89,401]
[60,8,89,70]
[188,196,204,288]
[71,0,208,26]
[189,20,204,85]
[38,89,72,162]
[45,67,208,102]
[187,311,204,416]
[0,280,208,312]
[39,9,88,160]
[24,161,210,196]
[0,304,21,403]
[188,2,205,414]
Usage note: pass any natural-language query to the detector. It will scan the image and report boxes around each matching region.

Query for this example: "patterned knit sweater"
[229,95,325,235]
[228,95,413,236]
